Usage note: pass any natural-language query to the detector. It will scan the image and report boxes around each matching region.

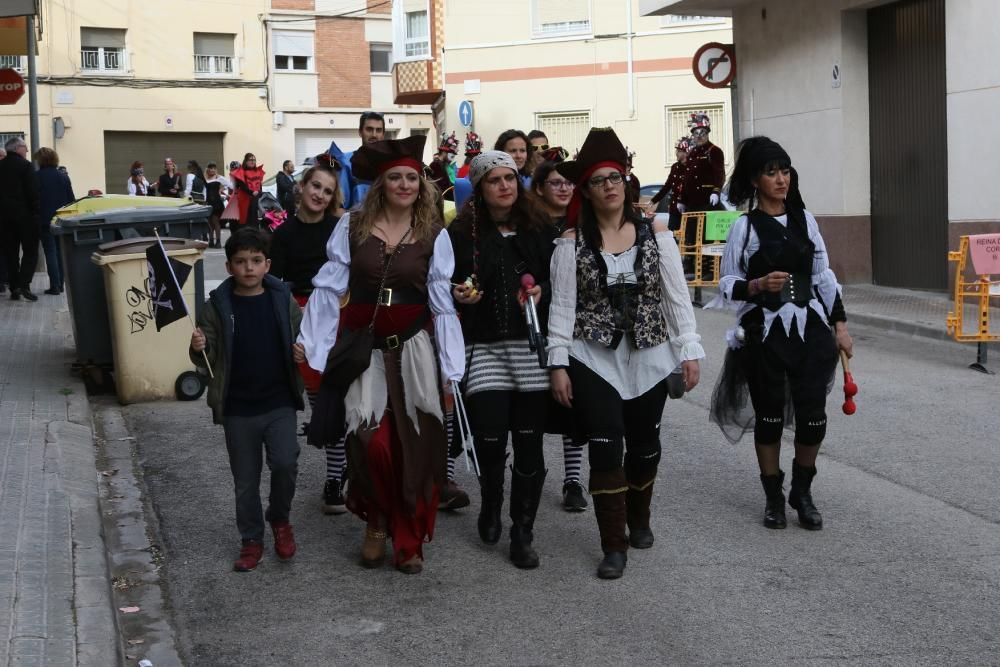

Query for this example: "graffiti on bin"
[124,279,155,334]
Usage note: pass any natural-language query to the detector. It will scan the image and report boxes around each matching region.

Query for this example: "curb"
[47,390,123,666]
[847,311,952,342]
[92,400,185,667]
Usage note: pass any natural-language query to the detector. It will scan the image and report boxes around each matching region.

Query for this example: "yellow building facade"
[435,2,734,184]
[0,0,273,194]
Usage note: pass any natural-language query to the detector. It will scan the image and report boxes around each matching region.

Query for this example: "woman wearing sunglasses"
[547,128,704,580]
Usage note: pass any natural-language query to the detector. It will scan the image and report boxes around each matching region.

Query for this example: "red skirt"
[341,302,445,565]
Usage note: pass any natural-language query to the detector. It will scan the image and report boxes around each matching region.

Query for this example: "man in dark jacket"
[275,160,297,214]
[0,137,41,301]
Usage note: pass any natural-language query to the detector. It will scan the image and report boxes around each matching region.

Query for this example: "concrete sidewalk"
[0,285,119,666]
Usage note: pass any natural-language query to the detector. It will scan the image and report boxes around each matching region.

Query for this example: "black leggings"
[568,360,668,473]
[465,390,547,475]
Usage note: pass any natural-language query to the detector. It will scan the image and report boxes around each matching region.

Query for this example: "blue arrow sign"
[458,100,474,128]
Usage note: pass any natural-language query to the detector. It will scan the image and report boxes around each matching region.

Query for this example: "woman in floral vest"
[547,127,704,580]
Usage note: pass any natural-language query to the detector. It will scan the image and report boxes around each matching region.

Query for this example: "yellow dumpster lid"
[55,194,189,220]
[91,237,207,266]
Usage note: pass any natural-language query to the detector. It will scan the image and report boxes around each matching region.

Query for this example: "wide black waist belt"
[373,308,431,351]
[756,272,812,308]
[350,285,426,306]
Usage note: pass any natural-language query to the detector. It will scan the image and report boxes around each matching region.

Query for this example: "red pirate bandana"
[378,157,423,174]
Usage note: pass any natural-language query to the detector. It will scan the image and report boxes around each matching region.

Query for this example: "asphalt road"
[121,243,1000,665]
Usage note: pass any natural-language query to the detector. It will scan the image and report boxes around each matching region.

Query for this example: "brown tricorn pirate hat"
[351,134,427,181]
[555,127,629,185]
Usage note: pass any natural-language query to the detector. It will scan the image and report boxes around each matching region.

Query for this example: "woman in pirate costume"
[547,128,704,579]
[298,135,465,574]
[450,150,557,569]
[530,155,589,512]
[707,136,853,530]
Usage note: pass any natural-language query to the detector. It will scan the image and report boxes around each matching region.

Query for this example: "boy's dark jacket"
[189,274,305,424]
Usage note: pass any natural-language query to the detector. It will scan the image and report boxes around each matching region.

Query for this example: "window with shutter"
[392,0,431,62]
[80,28,127,73]
[194,33,237,76]
[534,111,592,156]
[532,0,591,39]
[273,30,314,72]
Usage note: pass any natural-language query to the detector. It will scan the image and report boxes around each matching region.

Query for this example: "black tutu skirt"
[710,308,836,444]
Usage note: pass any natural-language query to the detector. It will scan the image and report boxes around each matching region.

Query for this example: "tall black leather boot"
[625,451,659,549]
[788,460,823,530]
[759,471,787,529]
[509,467,546,569]
[477,456,506,545]
[591,469,628,579]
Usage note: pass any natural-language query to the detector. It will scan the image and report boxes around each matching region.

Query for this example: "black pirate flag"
[145,240,192,331]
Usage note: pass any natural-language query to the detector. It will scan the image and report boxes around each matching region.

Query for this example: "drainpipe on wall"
[613,0,638,130]
[626,0,635,119]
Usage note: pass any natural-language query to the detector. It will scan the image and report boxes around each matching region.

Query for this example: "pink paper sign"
[969,234,1000,275]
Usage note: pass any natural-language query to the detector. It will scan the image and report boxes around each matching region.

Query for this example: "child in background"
[190,228,306,572]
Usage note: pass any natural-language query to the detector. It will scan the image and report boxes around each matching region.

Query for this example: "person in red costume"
[456,132,482,180]
[427,131,459,198]
[648,136,691,230]
[230,153,266,227]
[679,113,725,274]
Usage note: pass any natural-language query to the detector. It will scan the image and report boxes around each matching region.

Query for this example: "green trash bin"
[51,204,211,369]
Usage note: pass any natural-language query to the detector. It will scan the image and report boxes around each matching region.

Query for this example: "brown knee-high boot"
[625,454,658,549]
[590,468,628,579]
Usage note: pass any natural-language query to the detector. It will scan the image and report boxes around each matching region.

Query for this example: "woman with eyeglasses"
[547,127,704,579]
[449,150,557,569]
[529,159,588,512]
[708,136,852,531]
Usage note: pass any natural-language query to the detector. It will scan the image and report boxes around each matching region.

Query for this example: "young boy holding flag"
[190,228,306,572]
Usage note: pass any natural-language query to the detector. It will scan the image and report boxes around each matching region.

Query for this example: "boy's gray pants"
[223,406,300,543]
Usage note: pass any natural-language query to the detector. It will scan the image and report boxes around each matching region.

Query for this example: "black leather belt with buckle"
[373,309,431,351]
[351,285,426,306]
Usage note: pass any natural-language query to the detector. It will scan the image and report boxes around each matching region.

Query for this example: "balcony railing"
[194,54,234,75]
[81,47,124,73]
[0,55,22,70]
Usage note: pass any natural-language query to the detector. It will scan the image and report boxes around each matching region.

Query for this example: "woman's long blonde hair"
[350,171,441,243]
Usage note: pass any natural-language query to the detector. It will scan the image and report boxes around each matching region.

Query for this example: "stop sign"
[0,68,25,105]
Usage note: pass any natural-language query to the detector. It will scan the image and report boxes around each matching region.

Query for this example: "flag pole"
[153,228,214,379]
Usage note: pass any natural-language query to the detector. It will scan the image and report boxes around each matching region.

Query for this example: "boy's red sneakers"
[233,541,264,572]
[271,522,297,561]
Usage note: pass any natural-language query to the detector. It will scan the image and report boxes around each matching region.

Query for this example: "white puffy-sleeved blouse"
[546,228,705,400]
[707,210,842,347]
[297,213,466,382]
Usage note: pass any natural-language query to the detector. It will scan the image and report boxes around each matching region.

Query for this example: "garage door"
[292,128,402,165]
[104,131,225,195]
[294,130,359,165]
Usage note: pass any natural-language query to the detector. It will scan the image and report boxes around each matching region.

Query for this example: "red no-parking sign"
[692,42,736,89]
[0,68,25,105]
